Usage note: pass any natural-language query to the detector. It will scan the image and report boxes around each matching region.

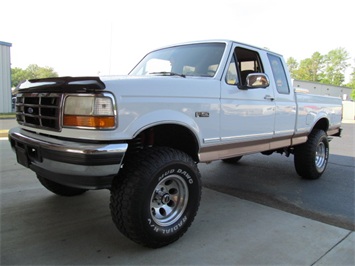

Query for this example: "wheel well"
[312,118,329,132]
[128,124,200,162]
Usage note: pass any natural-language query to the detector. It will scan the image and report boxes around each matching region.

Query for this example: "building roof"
[0,41,12,47]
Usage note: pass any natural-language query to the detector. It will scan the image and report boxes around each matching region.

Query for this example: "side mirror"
[246,73,270,89]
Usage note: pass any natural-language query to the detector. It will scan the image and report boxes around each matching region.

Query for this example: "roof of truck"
[154,39,283,57]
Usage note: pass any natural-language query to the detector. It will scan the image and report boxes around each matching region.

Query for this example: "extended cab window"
[226,47,264,86]
[130,43,226,77]
[267,54,290,94]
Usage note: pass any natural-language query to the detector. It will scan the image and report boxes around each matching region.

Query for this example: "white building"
[0,41,12,113]
[293,79,352,101]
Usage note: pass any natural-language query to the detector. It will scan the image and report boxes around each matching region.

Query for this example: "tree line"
[11,64,58,88]
[286,48,355,99]
[11,50,355,100]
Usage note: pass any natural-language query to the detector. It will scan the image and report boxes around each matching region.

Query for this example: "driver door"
[220,45,276,155]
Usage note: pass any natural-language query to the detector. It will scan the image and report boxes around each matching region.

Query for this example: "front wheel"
[110,147,202,248]
[294,129,329,179]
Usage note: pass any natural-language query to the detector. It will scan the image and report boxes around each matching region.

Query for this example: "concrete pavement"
[1,137,354,265]
[0,186,354,265]
[0,118,16,138]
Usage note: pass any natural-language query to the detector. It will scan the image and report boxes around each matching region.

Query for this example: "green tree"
[292,58,314,81]
[351,88,355,101]
[11,64,58,88]
[286,57,298,78]
[291,52,324,82]
[286,48,352,88]
[321,48,350,86]
[11,67,28,88]
[346,64,355,100]
[309,52,324,82]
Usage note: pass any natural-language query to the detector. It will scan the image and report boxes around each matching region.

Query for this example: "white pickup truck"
[9,40,342,248]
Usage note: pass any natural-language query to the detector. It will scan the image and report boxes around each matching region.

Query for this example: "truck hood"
[101,75,219,98]
[16,75,220,99]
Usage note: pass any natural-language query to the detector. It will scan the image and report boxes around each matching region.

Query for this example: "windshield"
[129,43,226,77]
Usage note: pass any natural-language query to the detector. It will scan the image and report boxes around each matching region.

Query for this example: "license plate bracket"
[16,146,30,168]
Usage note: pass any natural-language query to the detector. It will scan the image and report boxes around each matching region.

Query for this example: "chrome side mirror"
[246,73,270,89]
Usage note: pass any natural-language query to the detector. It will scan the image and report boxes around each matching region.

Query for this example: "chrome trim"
[203,137,220,144]
[35,158,121,177]
[274,129,295,136]
[221,132,273,142]
[15,92,64,131]
[9,127,128,190]
[9,127,127,156]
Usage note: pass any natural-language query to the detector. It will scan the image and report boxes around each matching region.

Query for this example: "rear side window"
[267,54,290,94]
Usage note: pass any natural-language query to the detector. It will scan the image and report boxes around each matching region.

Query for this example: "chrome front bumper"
[9,127,128,189]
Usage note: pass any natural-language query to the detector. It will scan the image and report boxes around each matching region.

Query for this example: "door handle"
[264,95,275,101]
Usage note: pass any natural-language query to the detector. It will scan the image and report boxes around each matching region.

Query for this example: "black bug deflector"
[18,76,106,93]
[14,77,107,131]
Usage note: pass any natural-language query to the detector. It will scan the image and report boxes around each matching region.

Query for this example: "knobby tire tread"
[294,129,328,180]
[110,147,201,248]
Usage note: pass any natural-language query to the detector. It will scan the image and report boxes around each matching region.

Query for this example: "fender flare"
[124,109,202,145]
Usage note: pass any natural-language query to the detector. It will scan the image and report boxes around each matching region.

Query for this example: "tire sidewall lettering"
[177,168,194,184]
[147,215,188,235]
[158,166,194,185]
[158,169,176,181]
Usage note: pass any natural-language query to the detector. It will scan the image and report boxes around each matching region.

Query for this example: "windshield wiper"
[149,72,186,78]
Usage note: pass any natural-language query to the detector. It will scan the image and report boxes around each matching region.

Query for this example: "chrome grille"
[16,93,63,131]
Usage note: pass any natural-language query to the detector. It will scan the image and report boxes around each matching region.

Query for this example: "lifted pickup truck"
[9,40,342,248]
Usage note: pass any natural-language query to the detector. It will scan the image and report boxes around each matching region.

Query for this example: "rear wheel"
[37,175,88,196]
[110,147,202,248]
[294,129,329,179]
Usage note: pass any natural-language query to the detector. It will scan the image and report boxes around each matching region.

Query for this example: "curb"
[0,130,9,138]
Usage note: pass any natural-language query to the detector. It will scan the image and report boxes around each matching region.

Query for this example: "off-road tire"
[37,175,88,196]
[294,129,329,179]
[110,147,202,248]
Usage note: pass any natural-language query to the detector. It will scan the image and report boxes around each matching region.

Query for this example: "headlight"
[63,95,116,129]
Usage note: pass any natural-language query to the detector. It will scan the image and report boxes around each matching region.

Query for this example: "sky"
[1,0,354,79]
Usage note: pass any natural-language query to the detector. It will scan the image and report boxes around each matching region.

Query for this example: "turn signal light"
[63,94,116,129]
[63,115,115,128]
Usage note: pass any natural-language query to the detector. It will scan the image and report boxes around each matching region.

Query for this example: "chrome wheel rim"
[150,175,188,226]
[315,142,327,172]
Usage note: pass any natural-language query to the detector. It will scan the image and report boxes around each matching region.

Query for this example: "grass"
[0,113,16,119]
